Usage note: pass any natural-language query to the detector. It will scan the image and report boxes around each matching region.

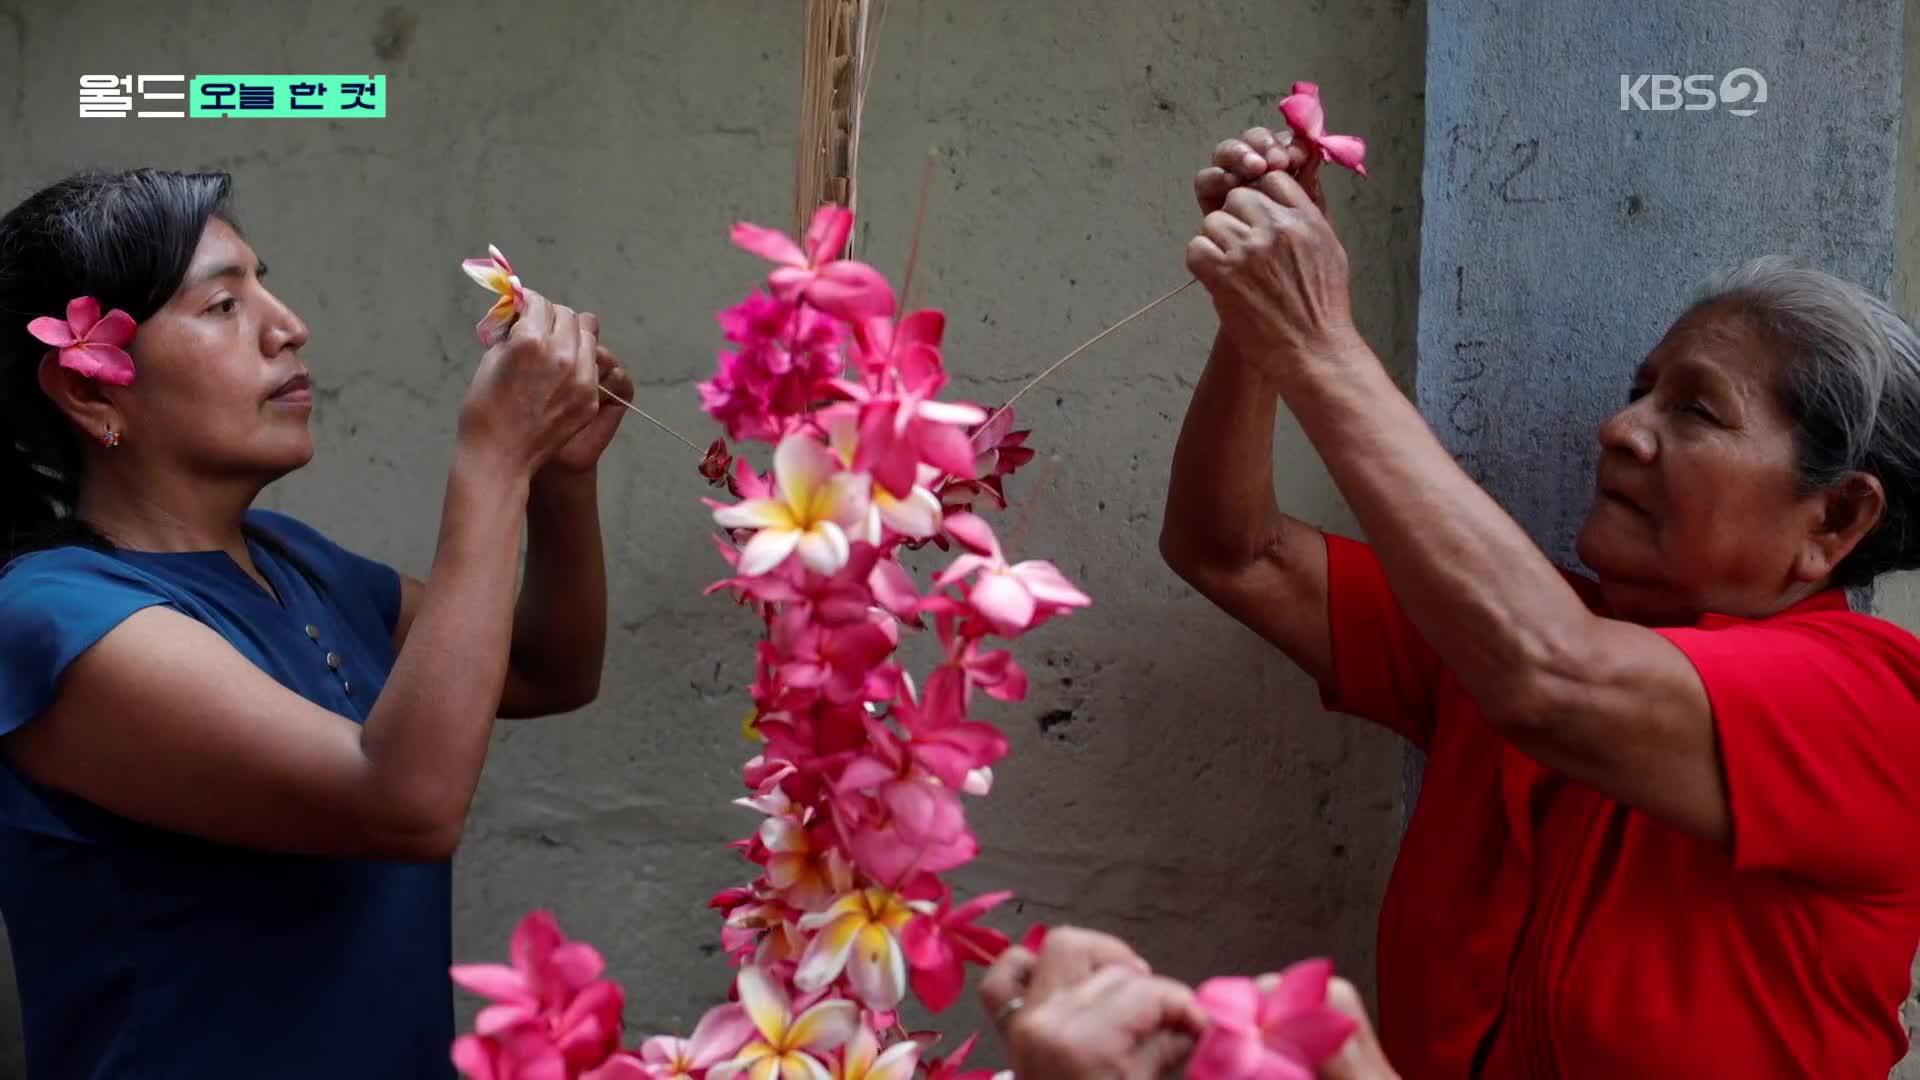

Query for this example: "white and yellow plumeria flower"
[792,887,927,1012]
[709,966,858,1080]
[834,1025,920,1080]
[460,243,525,346]
[715,432,874,576]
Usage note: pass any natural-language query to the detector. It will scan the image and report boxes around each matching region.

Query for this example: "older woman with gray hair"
[1161,124,1920,1078]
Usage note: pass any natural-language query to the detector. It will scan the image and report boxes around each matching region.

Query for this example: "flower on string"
[899,882,1013,1013]
[827,344,984,501]
[732,206,896,323]
[28,296,137,385]
[708,966,859,1080]
[462,244,527,346]
[1277,82,1368,177]
[793,887,922,1011]
[713,432,873,577]
[700,294,847,444]
[636,1004,759,1080]
[701,439,737,491]
[831,1025,920,1080]
[1185,958,1358,1080]
[449,910,627,1077]
[760,813,856,914]
[932,513,1090,637]
[825,413,944,541]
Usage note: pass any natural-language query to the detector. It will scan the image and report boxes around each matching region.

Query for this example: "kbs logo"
[1619,68,1766,117]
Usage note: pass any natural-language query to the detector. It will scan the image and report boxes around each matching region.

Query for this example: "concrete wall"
[0,1,1424,1073]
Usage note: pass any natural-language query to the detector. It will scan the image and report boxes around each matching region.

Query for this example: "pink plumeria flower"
[1277,81,1368,177]
[793,887,924,1011]
[453,1025,578,1080]
[770,606,899,706]
[462,244,527,346]
[709,966,860,1080]
[732,206,896,323]
[899,884,1013,1013]
[449,910,626,1073]
[714,432,874,577]
[638,1004,759,1080]
[28,296,137,385]
[825,413,944,540]
[1186,958,1358,1080]
[832,1025,921,1080]
[934,513,1090,637]
[850,309,945,381]
[827,347,985,501]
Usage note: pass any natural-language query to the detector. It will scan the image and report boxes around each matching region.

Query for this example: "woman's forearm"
[1160,331,1291,570]
[358,444,530,848]
[1278,336,1596,708]
[501,468,608,715]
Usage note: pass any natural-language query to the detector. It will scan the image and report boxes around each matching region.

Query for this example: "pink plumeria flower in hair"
[28,296,137,385]
[462,243,527,346]
[1277,82,1368,177]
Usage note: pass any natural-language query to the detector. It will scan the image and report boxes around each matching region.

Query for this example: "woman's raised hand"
[457,286,602,477]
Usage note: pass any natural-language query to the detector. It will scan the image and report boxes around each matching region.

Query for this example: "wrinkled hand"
[458,287,602,476]
[1186,126,1361,384]
[1194,125,1330,220]
[543,312,633,475]
[1317,977,1400,1080]
[979,927,1206,1080]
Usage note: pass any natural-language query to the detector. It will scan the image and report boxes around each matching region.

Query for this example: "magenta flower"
[732,206,896,323]
[1277,82,1368,177]
[770,606,898,706]
[449,911,627,1077]
[899,884,1013,1013]
[701,294,847,443]
[1186,959,1357,1080]
[28,296,137,385]
[828,346,985,500]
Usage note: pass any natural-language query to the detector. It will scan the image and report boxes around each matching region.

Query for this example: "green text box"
[189,75,385,118]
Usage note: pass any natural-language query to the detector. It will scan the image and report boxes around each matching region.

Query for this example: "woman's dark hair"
[0,168,233,561]
[1685,255,1920,591]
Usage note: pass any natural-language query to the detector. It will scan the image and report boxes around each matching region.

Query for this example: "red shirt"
[1323,534,1920,1078]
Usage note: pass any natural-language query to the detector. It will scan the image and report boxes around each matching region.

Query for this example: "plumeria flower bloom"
[826,412,943,540]
[29,296,137,385]
[934,513,1090,637]
[793,887,923,1011]
[714,432,874,576]
[449,910,626,1075]
[1277,81,1368,176]
[732,206,896,323]
[462,244,527,346]
[827,347,985,500]
[761,814,856,913]
[850,309,945,381]
[832,1025,920,1080]
[1186,958,1358,1080]
[709,966,860,1080]
[899,883,1013,1013]
[638,1004,759,1080]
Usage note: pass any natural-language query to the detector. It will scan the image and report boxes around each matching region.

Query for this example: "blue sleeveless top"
[0,510,454,1079]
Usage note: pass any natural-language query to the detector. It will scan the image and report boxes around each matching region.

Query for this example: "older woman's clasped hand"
[978,927,1398,1080]
[1186,126,1366,383]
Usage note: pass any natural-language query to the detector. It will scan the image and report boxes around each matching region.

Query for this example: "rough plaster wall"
[1415,0,1917,1074]
[0,1,1425,1074]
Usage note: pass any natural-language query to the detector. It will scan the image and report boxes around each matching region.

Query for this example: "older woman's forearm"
[1160,331,1293,571]
[1278,336,1599,709]
[500,469,608,715]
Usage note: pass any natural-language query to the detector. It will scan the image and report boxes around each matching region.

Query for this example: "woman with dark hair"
[0,169,634,1076]
[1163,128,1920,1076]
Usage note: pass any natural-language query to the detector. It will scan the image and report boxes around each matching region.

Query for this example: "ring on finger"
[993,996,1025,1026]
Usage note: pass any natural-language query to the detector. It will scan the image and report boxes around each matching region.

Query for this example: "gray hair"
[1686,255,1920,590]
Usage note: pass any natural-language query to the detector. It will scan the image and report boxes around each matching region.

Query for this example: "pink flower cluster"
[452,73,1371,1078]
[450,204,1080,1080]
